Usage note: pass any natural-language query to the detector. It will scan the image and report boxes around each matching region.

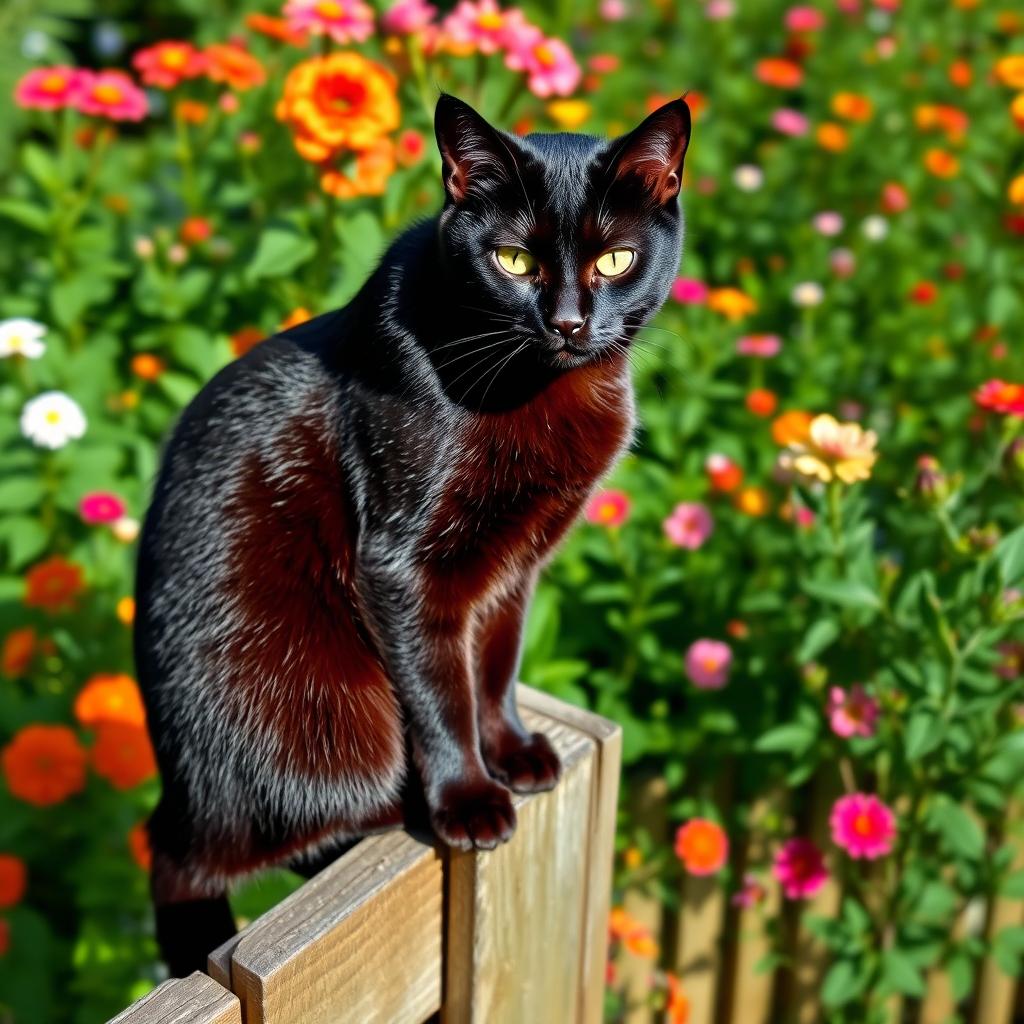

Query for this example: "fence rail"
[109,685,622,1024]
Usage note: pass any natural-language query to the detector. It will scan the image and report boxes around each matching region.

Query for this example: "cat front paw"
[431,779,517,852]
[486,731,562,795]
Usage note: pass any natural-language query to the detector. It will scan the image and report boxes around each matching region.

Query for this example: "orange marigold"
[746,388,778,417]
[948,60,972,88]
[735,486,771,517]
[128,821,152,871]
[2,725,87,806]
[1010,93,1024,131]
[675,818,729,875]
[131,353,165,381]
[91,723,157,790]
[231,326,265,358]
[276,52,399,165]
[816,122,849,152]
[831,92,873,121]
[320,139,397,198]
[706,287,757,320]
[2,628,36,678]
[245,12,309,46]
[666,973,691,1024]
[116,596,136,626]
[280,307,313,330]
[772,409,814,446]
[24,556,84,614]
[74,673,146,729]
[924,147,959,178]
[205,43,267,91]
[0,856,26,908]
[756,58,803,89]
[995,55,1024,90]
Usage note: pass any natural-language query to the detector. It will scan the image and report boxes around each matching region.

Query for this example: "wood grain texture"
[444,700,596,1024]
[517,684,623,1024]
[108,972,239,1024]
[227,831,443,1024]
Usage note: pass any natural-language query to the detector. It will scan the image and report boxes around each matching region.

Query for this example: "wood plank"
[444,705,597,1024]
[917,905,966,1024]
[109,973,240,1024]
[227,831,443,1024]
[517,684,623,1024]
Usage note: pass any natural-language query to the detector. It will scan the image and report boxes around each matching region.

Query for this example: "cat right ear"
[434,94,513,203]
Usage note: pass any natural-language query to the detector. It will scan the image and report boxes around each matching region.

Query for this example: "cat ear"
[434,93,514,203]
[609,98,691,204]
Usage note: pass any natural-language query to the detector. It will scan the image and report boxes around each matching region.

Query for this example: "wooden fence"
[110,685,622,1024]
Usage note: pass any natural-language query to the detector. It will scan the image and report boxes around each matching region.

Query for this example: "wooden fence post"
[110,972,240,1024]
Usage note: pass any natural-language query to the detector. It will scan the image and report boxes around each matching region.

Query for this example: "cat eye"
[495,246,537,276]
[595,248,635,277]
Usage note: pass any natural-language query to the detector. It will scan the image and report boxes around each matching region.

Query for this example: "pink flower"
[829,247,856,277]
[773,838,828,899]
[131,41,207,89]
[664,502,714,550]
[283,0,375,44]
[685,639,732,690]
[704,0,735,18]
[785,5,826,31]
[443,0,508,53]
[74,70,148,121]
[670,277,708,305]
[736,334,781,358]
[771,108,809,136]
[813,211,844,236]
[795,506,816,528]
[831,793,897,859]
[505,35,581,98]
[599,0,629,20]
[827,684,879,738]
[498,9,543,51]
[731,872,766,908]
[14,67,89,111]
[585,489,630,527]
[79,492,127,525]
[381,0,437,34]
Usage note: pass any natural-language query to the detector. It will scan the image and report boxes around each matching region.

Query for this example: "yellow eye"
[496,246,537,276]
[595,249,635,277]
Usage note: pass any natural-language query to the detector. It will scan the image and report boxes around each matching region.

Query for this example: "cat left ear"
[434,93,514,203]
[609,98,691,205]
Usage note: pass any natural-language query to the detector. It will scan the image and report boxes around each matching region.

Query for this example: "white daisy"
[791,281,825,308]
[20,391,87,449]
[862,215,889,241]
[0,318,47,359]
[732,164,764,192]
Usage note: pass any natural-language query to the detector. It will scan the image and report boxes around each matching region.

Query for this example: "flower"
[283,0,375,44]
[547,99,591,129]
[733,164,764,191]
[772,409,813,446]
[707,287,757,320]
[111,517,140,544]
[91,722,157,789]
[731,872,767,908]
[116,596,136,626]
[909,281,938,304]
[2,725,88,806]
[675,818,729,874]
[813,211,844,236]
[320,139,397,198]
[131,353,164,381]
[2,628,37,678]
[756,57,803,88]
[382,0,437,34]
[685,639,732,690]
[204,43,267,91]
[505,36,581,98]
[831,91,873,121]
[0,318,46,359]
[20,391,86,449]
[24,556,84,613]
[827,684,879,738]
[75,70,148,121]
[924,147,958,178]
[735,334,780,358]
[773,838,828,899]
[245,12,310,45]
[1010,174,1024,206]
[664,502,713,549]
[275,53,399,164]
[14,67,88,110]
[787,413,878,484]
[74,673,146,729]
[671,277,708,304]
[231,326,265,358]
[746,389,778,417]
[974,379,1024,417]
[786,5,825,31]
[862,214,889,240]
[665,973,690,1024]
[79,492,126,525]
[179,216,212,245]
[791,281,824,307]
[772,108,809,135]
[735,485,771,516]
[1011,95,1024,132]
[585,489,630,526]
[0,856,26,909]
[829,247,855,277]
[830,793,897,859]
[128,822,152,870]
[281,307,314,330]
[609,907,659,957]
[705,453,743,492]
[881,181,909,213]
[132,41,206,88]
[816,122,849,152]
[995,55,1024,89]
[443,0,509,54]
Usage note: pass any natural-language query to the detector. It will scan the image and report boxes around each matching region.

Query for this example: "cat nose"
[546,316,587,341]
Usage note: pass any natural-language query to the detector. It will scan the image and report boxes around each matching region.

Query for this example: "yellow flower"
[1009,173,1024,206]
[787,414,878,485]
[995,55,1024,89]
[547,99,591,130]
[706,287,757,320]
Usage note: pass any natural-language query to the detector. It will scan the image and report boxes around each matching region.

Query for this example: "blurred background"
[1,1,1024,1021]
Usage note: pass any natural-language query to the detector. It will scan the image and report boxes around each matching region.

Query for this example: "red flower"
[974,380,1024,417]
[132,41,207,88]
[908,281,938,304]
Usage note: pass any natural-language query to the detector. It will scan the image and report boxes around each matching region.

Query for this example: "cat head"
[433,93,690,372]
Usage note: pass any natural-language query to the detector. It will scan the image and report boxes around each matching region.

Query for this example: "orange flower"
[675,818,729,875]
[1011,94,1024,131]
[116,596,136,626]
[0,856,26,908]
[74,673,146,729]
[280,307,313,330]
[948,60,972,88]
[205,43,267,91]
[756,58,803,89]
[735,486,771,517]
[128,821,152,871]
[1009,174,1024,206]
[772,409,814,446]
[831,92,873,121]
[179,216,213,245]
[24,556,84,614]
[746,389,778,417]
[131,353,165,381]
[706,287,757,320]
[2,725,87,806]
[231,326,265,358]
[276,53,400,165]
[320,139,397,198]
[924,147,959,178]
[915,104,969,142]
[91,723,157,790]
[995,55,1024,89]
[2,628,36,678]
[816,122,849,152]
[609,907,659,957]
[666,973,690,1024]
[175,99,209,124]
[245,12,309,46]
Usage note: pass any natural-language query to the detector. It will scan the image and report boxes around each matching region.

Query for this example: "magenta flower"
[79,492,127,525]
[785,5,826,31]
[670,277,708,305]
[443,0,508,53]
[14,67,89,111]
[736,334,781,358]
[381,0,436,34]
[772,108,810,136]
[731,872,766,908]
[830,793,897,860]
[505,35,581,98]
[283,0,375,44]
[74,70,148,121]
[585,489,630,527]
[664,502,714,550]
[773,838,829,899]
[826,684,879,738]
[685,639,732,690]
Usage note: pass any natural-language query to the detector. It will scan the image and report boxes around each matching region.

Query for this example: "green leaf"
[0,516,49,569]
[0,476,45,512]
[21,142,61,192]
[0,198,50,233]
[821,960,865,1008]
[246,226,317,281]
[881,948,926,997]
[927,800,985,861]
[754,722,817,756]
[796,618,840,663]
[157,371,200,409]
[995,525,1024,588]
[904,710,943,761]
[1000,869,1024,899]
[801,577,882,612]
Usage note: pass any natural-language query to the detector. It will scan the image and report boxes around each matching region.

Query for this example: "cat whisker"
[438,336,517,370]
[444,335,525,394]
[431,328,516,354]
[477,340,530,409]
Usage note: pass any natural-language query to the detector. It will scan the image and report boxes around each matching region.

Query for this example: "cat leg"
[476,576,562,794]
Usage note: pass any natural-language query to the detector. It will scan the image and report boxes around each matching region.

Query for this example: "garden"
[1,0,1023,1021]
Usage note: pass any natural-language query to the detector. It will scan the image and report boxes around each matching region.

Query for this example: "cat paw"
[431,780,517,852]
[486,732,562,794]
